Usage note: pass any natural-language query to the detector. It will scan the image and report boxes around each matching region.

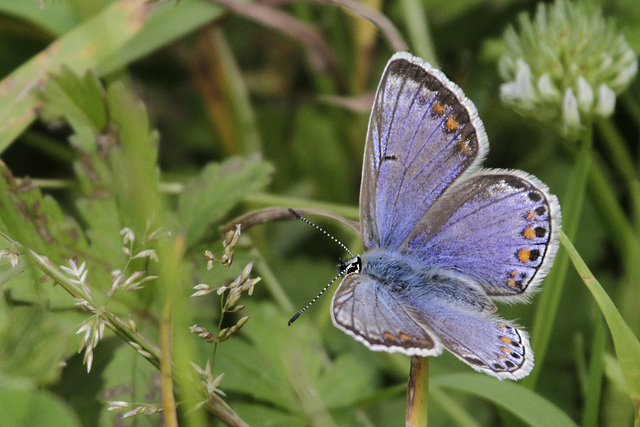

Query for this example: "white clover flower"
[562,88,580,132]
[498,0,638,138]
[595,84,616,116]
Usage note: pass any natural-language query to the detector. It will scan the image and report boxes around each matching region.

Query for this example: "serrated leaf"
[75,198,124,268]
[215,331,299,413]
[39,67,107,148]
[107,81,160,234]
[178,156,273,245]
[0,168,85,263]
[0,389,82,427]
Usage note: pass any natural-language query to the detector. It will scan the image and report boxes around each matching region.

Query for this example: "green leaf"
[291,105,351,204]
[215,302,335,423]
[0,389,82,427]
[232,404,306,427]
[527,129,592,387]
[0,305,70,383]
[0,1,148,152]
[96,0,224,76]
[561,231,640,420]
[433,373,579,426]
[178,156,273,245]
[107,81,160,234]
[316,353,377,409]
[0,0,78,35]
[39,67,107,143]
[75,198,123,268]
[193,28,262,155]
[214,305,305,413]
[97,342,160,426]
[0,166,93,294]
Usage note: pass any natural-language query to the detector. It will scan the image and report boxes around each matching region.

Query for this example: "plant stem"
[596,119,636,184]
[407,356,429,426]
[526,126,592,387]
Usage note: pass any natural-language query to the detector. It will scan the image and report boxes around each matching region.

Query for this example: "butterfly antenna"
[288,267,349,326]
[288,208,353,257]
[288,208,356,325]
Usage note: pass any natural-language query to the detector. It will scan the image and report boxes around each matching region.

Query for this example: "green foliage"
[0,389,82,427]
[178,157,273,246]
[0,0,639,426]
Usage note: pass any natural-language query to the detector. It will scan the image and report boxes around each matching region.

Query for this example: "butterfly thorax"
[360,249,426,291]
[358,249,499,313]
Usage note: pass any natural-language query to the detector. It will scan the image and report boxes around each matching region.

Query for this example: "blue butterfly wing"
[331,52,561,380]
[331,273,442,357]
[404,171,561,298]
[401,286,534,380]
[360,52,488,250]
[332,268,533,380]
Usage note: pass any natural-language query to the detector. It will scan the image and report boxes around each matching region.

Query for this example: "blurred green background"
[0,0,639,426]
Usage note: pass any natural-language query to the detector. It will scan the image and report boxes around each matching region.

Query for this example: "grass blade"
[560,231,640,422]
[0,1,149,151]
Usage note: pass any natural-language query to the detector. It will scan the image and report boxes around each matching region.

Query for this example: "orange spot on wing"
[400,333,412,341]
[510,270,518,277]
[523,226,536,239]
[500,336,513,344]
[433,102,446,115]
[507,278,516,288]
[384,332,395,340]
[501,347,511,355]
[518,248,531,263]
[445,116,460,131]
[526,211,535,220]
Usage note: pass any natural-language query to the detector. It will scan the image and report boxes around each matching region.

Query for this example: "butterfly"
[331,52,561,380]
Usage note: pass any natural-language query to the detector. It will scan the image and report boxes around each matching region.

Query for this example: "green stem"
[249,244,294,313]
[581,316,606,427]
[0,230,162,368]
[596,119,636,184]
[588,160,640,333]
[211,263,230,372]
[525,126,592,387]
[622,92,640,139]
[14,178,359,223]
[401,0,438,66]
[407,356,429,426]
[244,192,359,221]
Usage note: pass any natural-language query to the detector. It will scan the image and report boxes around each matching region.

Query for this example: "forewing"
[360,52,488,250]
[331,273,442,357]
[405,171,561,299]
